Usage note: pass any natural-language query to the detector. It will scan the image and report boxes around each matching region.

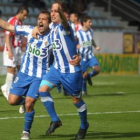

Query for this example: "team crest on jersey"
[45,41,48,46]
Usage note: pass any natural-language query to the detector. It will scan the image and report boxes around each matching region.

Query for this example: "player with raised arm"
[35,1,89,140]
[55,3,77,95]
[76,15,100,95]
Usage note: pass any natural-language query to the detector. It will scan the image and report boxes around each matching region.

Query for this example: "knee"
[8,94,21,105]
[8,67,16,74]
[39,85,50,92]
[8,97,17,105]
[71,96,82,104]
[25,102,34,112]
[94,66,100,74]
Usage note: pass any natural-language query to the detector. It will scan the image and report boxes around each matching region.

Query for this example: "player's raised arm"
[0,18,15,32]
[57,4,68,30]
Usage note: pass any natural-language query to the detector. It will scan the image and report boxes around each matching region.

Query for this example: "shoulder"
[8,16,16,24]
[78,22,82,28]
[77,29,83,34]
[89,28,94,33]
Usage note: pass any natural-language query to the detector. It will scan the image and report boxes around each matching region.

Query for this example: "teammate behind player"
[76,15,100,95]
[1,5,29,101]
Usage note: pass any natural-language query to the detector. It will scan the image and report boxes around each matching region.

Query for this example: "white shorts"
[3,47,22,67]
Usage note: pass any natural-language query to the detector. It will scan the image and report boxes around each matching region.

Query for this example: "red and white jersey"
[75,22,82,32]
[5,16,23,50]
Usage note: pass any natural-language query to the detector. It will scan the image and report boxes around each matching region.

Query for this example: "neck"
[75,21,79,25]
[16,14,20,20]
[82,26,88,31]
[41,28,50,35]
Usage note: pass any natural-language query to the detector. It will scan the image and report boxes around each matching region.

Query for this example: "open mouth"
[51,17,56,21]
[38,24,44,30]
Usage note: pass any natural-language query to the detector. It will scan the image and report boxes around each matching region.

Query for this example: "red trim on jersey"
[75,23,82,32]
[5,16,23,51]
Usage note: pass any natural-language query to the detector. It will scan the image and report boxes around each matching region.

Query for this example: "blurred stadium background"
[0,0,140,75]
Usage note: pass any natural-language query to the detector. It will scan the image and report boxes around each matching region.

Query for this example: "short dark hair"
[17,5,29,14]
[70,12,80,20]
[81,15,91,26]
[38,10,51,23]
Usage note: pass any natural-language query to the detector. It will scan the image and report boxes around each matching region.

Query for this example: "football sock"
[88,70,98,77]
[57,84,61,93]
[74,100,88,129]
[4,73,14,98]
[82,78,87,92]
[24,110,35,133]
[39,92,60,122]
[5,73,14,90]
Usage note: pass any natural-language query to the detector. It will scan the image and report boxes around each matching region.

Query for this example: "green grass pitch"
[0,75,140,140]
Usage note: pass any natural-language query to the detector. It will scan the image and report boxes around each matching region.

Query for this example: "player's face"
[84,19,92,29]
[37,13,50,34]
[20,10,28,21]
[51,3,61,24]
[70,14,76,23]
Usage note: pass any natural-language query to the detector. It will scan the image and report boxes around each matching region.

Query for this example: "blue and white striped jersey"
[50,21,76,38]
[50,23,81,73]
[15,25,52,78]
[76,28,94,61]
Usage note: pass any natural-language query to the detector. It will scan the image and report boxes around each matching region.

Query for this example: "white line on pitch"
[0,110,140,120]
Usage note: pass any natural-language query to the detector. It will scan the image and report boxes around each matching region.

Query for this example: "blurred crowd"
[11,0,90,16]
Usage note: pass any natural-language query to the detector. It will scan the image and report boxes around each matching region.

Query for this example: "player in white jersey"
[33,1,89,139]
[1,6,29,100]
[76,15,100,95]
[0,11,55,140]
